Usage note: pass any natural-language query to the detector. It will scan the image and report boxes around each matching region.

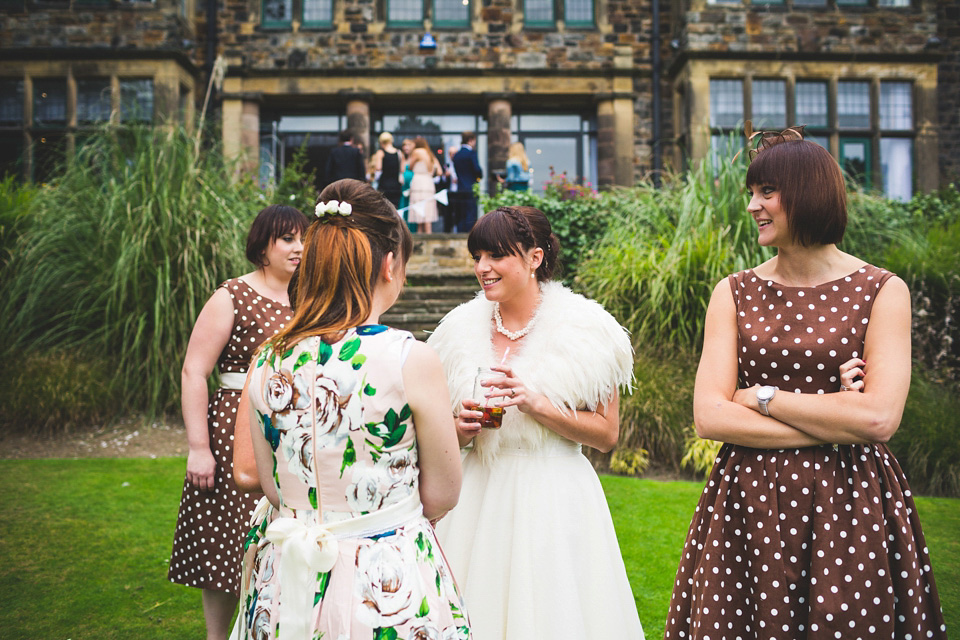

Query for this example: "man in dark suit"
[325,130,366,183]
[452,131,483,232]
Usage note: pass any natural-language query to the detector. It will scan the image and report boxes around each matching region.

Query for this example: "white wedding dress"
[428,283,644,640]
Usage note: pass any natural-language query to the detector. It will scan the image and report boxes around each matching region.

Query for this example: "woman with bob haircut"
[663,131,947,639]
[169,204,309,640]
[232,179,470,640]
[428,205,643,639]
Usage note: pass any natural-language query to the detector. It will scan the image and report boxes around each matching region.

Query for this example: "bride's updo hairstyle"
[266,178,412,353]
[467,205,561,282]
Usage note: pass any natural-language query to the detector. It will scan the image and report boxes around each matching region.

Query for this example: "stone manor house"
[1,0,958,201]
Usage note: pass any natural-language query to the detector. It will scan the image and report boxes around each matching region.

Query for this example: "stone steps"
[382,235,478,340]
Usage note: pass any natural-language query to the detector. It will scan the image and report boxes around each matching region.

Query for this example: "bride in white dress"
[428,205,644,640]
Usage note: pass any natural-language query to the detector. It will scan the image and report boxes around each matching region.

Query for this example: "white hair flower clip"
[314,199,353,218]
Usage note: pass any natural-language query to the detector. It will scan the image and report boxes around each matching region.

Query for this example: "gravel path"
[0,418,187,460]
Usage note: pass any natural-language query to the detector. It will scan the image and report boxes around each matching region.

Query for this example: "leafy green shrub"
[609,446,650,476]
[680,427,722,479]
[885,199,960,388]
[889,370,960,497]
[0,350,120,434]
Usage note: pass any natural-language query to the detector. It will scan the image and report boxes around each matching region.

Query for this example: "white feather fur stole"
[426,281,634,463]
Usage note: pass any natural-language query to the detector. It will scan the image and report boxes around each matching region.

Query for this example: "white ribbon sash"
[220,371,247,390]
[243,492,423,640]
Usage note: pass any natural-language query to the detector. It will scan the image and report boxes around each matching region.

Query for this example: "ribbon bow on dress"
[265,518,340,640]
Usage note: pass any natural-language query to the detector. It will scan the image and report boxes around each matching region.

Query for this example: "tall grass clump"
[0,174,37,277]
[0,124,276,419]
[578,151,771,352]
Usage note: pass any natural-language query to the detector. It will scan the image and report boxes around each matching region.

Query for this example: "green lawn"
[0,459,955,639]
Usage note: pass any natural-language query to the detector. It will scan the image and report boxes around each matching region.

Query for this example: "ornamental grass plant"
[0,124,315,423]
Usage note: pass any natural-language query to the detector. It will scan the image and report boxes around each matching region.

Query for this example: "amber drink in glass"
[473,367,505,429]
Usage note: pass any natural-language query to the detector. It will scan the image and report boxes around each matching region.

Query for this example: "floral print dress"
[239,325,470,640]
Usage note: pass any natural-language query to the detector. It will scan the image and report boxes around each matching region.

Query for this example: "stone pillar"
[344,95,371,162]
[596,99,616,188]
[221,97,243,174]
[597,94,636,188]
[240,99,261,176]
[222,96,261,180]
[485,94,513,194]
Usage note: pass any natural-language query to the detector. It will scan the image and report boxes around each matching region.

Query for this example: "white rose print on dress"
[355,538,424,628]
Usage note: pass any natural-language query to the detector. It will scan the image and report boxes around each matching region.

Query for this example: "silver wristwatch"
[756,385,777,416]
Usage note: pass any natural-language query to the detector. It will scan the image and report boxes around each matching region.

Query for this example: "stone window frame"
[706,73,917,198]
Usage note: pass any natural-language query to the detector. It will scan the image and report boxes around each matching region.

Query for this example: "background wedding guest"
[663,130,947,639]
[371,131,405,208]
[407,136,442,234]
[452,131,483,232]
[325,130,366,184]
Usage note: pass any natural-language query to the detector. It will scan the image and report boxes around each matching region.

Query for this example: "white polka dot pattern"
[663,265,948,639]
[168,278,292,597]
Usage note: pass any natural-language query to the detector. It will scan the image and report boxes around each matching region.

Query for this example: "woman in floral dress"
[234,179,470,640]
[169,204,308,640]
[663,131,947,639]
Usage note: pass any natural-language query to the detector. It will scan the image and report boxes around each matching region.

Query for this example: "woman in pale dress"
[407,136,442,234]
[232,179,471,640]
[428,206,644,639]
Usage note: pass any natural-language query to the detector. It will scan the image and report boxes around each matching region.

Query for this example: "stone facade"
[0,0,956,189]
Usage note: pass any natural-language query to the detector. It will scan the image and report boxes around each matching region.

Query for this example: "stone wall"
[937,0,960,185]
[681,0,937,56]
[0,0,192,50]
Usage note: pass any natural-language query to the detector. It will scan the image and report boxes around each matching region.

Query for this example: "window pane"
[796,81,828,128]
[565,0,593,24]
[435,0,469,24]
[880,82,911,131]
[120,79,154,122]
[0,79,23,126]
[32,133,67,182]
[878,0,909,5]
[0,133,24,179]
[710,134,744,169]
[518,114,582,131]
[33,79,66,127]
[524,136,578,194]
[77,79,112,124]
[806,135,829,150]
[710,79,743,128]
[303,0,332,24]
[793,0,826,5]
[837,81,870,128]
[840,138,870,188]
[880,138,912,201]
[751,79,786,129]
[836,0,866,5]
[388,0,423,23]
[264,0,292,23]
[525,0,554,24]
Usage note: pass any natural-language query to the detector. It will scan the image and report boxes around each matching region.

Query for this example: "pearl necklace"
[494,302,540,341]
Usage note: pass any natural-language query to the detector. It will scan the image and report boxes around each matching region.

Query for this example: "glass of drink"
[473,367,505,429]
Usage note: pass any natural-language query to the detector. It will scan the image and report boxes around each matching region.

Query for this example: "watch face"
[757,386,775,401]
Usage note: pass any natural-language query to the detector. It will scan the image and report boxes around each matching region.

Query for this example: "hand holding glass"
[473,367,505,429]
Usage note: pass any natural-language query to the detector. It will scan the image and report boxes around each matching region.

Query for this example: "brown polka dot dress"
[663,265,948,640]
[168,278,292,596]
